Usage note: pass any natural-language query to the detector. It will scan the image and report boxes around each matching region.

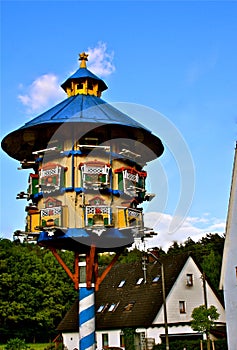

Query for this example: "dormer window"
[186,274,193,286]
[97,305,105,313]
[108,302,119,312]
[136,277,144,285]
[124,301,135,311]
[152,275,161,283]
[118,280,126,288]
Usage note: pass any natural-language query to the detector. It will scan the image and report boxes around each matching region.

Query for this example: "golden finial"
[79,52,89,68]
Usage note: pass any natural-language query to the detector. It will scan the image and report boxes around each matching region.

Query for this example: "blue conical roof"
[21,94,147,130]
[1,58,164,162]
[61,67,108,92]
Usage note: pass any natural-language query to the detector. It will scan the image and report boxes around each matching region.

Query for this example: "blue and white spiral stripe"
[79,287,95,350]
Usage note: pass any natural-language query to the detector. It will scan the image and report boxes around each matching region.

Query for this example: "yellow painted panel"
[118,209,126,228]
[30,213,40,232]
[62,206,68,227]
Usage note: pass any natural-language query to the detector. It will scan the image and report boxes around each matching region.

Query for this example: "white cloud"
[18,42,115,114]
[87,41,115,77]
[143,211,225,251]
[18,73,65,114]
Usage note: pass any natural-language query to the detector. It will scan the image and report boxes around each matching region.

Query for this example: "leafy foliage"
[191,305,220,334]
[4,338,28,350]
[0,239,77,343]
[123,328,135,350]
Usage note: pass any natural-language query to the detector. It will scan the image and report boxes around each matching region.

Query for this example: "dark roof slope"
[57,254,189,331]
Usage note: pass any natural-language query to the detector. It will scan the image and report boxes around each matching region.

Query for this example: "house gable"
[153,256,225,325]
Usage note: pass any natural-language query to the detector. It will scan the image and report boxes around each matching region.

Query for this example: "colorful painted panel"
[79,161,110,190]
[41,206,62,228]
[39,162,65,195]
[28,174,39,196]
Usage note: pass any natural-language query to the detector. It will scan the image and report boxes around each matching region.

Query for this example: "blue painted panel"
[37,227,134,252]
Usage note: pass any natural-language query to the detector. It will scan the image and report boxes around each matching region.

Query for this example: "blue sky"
[1,1,237,249]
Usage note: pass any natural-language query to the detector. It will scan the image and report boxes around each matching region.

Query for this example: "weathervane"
[79,52,89,68]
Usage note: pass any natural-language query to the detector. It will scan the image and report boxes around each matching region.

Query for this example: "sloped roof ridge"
[57,253,191,331]
[18,94,149,131]
[185,252,225,308]
[21,95,77,129]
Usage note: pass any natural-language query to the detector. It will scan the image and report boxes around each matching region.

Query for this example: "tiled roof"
[57,253,189,331]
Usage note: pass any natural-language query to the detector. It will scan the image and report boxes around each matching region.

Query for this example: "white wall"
[96,330,123,350]
[63,332,79,350]
[220,146,237,349]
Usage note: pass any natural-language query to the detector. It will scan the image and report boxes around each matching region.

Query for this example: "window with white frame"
[79,161,110,190]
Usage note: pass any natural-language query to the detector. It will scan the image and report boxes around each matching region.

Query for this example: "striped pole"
[79,254,96,350]
[79,287,95,350]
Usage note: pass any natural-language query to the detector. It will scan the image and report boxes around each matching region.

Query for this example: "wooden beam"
[86,245,96,289]
[95,252,121,291]
[49,248,79,290]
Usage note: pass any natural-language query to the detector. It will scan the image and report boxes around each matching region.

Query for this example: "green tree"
[191,305,220,350]
[0,239,77,342]
[201,249,223,292]
[123,328,135,350]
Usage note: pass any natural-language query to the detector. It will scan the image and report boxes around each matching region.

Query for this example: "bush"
[5,338,28,350]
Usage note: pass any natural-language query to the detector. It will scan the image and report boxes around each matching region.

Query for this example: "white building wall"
[62,332,79,350]
[153,257,225,324]
[62,324,200,349]
[96,330,123,350]
[220,145,237,349]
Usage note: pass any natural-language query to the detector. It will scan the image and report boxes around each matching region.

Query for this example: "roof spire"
[79,52,89,68]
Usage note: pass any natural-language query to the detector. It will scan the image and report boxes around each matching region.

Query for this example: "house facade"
[58,254,226,350]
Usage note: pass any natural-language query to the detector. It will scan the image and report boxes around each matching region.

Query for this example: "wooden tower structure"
[1,53,164,350]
